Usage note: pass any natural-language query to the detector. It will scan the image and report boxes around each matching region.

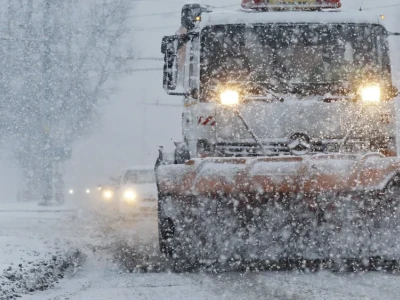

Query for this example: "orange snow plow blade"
[157,153,400,265]
[157,153,400,198]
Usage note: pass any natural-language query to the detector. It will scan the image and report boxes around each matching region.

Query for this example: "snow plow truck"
[156,0,400,270]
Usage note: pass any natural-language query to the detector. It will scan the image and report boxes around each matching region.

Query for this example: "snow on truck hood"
[200,10,386,29]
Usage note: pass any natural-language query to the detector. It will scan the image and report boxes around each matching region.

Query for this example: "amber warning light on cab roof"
[241,0,341,10]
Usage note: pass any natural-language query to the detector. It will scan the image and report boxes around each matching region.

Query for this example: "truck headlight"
[361,85,381,103]
[102,190,113,200]
[220,90,239,106]
[123,190,137,202]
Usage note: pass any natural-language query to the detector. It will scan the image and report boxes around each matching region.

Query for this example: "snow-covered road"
[16,209,400,300]
[24,255,400,300]
[25,267,400,300]
[2,202,400,299]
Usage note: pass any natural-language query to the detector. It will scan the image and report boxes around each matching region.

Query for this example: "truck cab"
[161,0,399,161]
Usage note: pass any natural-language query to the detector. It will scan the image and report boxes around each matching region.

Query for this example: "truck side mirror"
[161,35,179,91]
[161,35,191,96]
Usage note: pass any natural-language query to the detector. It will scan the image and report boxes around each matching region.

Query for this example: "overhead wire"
[121,68,161,73]
[362,4,400,10]
[359,0,366,10]
[131,26,177,32]
[122,57,163,61]
[127,2,400,18]
[127,11,180,18]
[143,103,180,107]
[127,4,238,18]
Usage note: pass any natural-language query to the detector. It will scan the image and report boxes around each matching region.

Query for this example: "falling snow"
[1,0,400,299]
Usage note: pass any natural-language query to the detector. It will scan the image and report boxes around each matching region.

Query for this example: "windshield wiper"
[319,93,354,103]
[287,81,350,99]
[244,82,284,102]
[234,108,266,155]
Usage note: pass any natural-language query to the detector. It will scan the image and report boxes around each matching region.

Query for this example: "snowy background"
[0,1,400,299]
[0,0,398,201]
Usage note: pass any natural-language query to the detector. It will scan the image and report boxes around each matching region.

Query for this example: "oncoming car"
[98,184,116,202]
[97,175,120,202]
[117,166,157,218]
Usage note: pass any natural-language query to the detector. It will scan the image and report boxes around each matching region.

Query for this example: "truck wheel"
[159,217,199,272]
[170,226,200,273]
[159,218,174,256]
[159,195,200,271]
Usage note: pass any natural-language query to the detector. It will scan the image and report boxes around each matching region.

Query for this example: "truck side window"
[177,39,188,88]
[189,36,199,90]
[177,34,197,91]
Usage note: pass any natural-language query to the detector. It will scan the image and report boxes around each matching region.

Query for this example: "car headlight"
[220,90,239,106]
[102,190,113,200]
[360,85,381,103]
[123,190,137,202]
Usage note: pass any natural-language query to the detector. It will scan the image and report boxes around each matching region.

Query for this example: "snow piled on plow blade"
[157,153,400,196]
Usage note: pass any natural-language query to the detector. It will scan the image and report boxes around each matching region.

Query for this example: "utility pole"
[52,0,74,205]
[7,0,13,37]
[41,0,54,205]
[18,0,35,203]
[43,0,52,110]
[140,97,148,161]
[40,0,68,205]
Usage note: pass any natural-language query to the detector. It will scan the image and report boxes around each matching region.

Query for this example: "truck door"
[182,34,201,155]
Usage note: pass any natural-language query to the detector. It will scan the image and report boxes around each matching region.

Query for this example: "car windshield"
[123,169,155,184]
[200,24,390,100]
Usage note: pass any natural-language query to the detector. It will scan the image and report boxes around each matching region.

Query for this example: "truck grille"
[215,141,290,156]
[214,138,393,157]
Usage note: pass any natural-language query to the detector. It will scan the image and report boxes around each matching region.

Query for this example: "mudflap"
[159,176,400,272]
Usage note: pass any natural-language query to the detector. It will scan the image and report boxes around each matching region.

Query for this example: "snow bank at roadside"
[0,249,85,300]
[0,202,86,300]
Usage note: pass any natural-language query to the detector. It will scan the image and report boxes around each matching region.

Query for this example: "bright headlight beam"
[361,85,381,103]
[69,189,74,195]
[220,90,239,106]
[123,190,136,202]
[103,190,113,200]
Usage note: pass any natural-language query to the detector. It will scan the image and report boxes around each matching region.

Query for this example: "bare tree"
[0,0,133,203]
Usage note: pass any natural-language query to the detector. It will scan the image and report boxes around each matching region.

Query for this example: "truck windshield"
[200,24,390,100]
[123,170,155,184]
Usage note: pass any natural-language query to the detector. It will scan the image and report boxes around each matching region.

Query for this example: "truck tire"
[159,195,199,272]
[159,218,174,256]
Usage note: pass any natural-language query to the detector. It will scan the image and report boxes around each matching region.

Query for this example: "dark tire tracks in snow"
[0,249,86,300]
